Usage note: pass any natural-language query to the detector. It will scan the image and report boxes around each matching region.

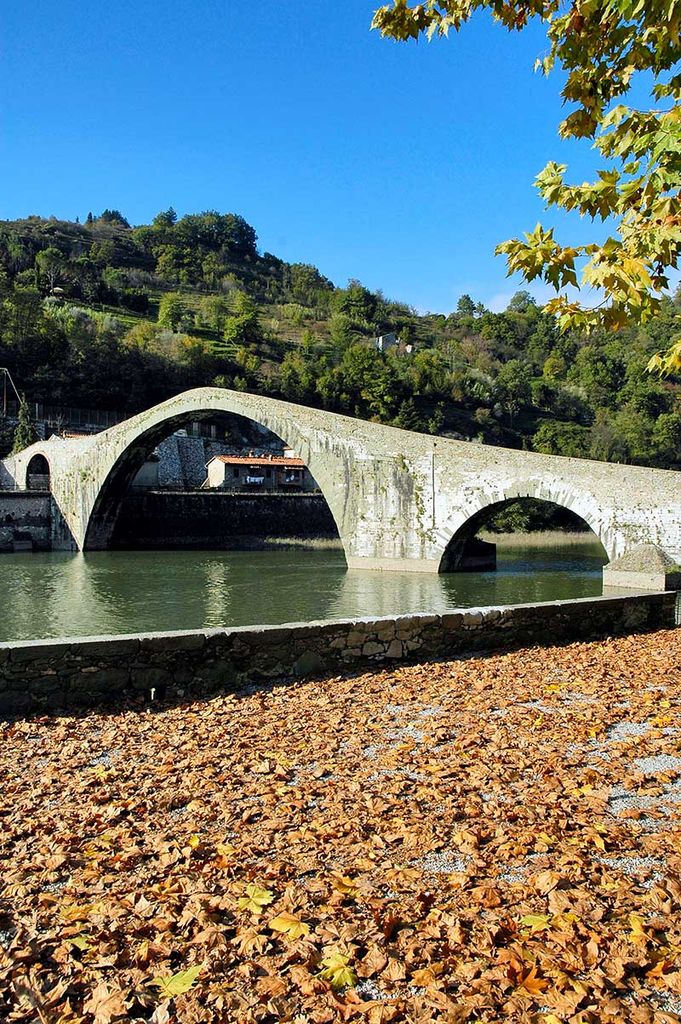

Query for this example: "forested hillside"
[0,208,679,469]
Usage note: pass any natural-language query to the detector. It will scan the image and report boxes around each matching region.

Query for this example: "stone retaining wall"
[0,591,676,715]
[113,491,338,548]
[0,491,52,552]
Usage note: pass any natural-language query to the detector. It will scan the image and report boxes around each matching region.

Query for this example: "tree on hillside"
[372,1,681,373]
[277,350,317,403]
[174,211,257,257]
[89,240,115,268]
[154,245,193,283]
[334,280,377,325]
[507,290,537,313]
[651,412,681,467]
[339,343,401,420]
[153,208,177,228]
[158,292,189,331]
[201,252,225,290]
[220,292,264,350]
[99,209,130,228]
[568,346,625,408]
[35,247,66,292]
[393,396,424,431]
[533,420,590,458]
[456,294,477,317]
[329,313,355,349]
[199,294,232,334]
[12,396,38,453]
[285,262,334,307]
[496,358,532,425]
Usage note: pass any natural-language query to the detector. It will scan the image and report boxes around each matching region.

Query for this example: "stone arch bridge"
[2,387,680,584]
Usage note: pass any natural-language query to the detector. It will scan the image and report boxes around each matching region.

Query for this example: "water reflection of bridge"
[0,543,610,643]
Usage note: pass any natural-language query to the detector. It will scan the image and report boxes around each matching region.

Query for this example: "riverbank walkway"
[2,629,680,1022]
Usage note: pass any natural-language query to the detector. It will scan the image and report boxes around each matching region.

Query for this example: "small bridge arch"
[26,453,51,492]
[43,388,356,556]
[436,479,617,572]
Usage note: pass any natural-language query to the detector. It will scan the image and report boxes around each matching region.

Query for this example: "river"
[0,536,608,642]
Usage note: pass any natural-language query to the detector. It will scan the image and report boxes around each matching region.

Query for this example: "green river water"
[0,537,608,642]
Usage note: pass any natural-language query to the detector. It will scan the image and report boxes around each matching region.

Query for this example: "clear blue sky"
[1,1,609,313]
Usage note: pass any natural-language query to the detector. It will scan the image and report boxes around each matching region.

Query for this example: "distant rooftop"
[208,454,306,468]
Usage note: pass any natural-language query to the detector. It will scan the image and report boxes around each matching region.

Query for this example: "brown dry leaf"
[81,981,127,1023]
[233,927,270,955]
[255,973,288,997]
[518,964,549,995]
[533,869,562,894]
[382,958,406,982]
[410,966,440,987]
[357,944,388,978]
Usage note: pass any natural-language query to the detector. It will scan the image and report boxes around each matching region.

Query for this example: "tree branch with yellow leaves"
[372,0,681,374]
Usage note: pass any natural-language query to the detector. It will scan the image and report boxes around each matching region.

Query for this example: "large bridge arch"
[76,393,350,553]
[46,385,366,557]
[435,478,620,572]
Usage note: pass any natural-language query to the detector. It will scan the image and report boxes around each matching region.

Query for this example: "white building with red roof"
[205,451,318,492]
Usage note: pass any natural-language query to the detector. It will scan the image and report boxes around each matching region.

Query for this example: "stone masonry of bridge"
[2,387,680,581]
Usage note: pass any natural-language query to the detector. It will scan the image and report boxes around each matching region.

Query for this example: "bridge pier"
[345,555,442,573]
[603,544,681,591]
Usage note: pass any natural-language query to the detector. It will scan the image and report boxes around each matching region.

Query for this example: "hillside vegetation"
[0,208,679,470]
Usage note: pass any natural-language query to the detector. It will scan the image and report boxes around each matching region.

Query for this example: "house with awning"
[204,452,318,492]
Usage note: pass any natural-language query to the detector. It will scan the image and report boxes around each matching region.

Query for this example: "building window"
[266,468,272,479]
[233,466,239,478]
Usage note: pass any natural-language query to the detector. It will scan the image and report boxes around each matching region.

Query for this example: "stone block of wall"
[0,464,14,489]
[0,591,676,715]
